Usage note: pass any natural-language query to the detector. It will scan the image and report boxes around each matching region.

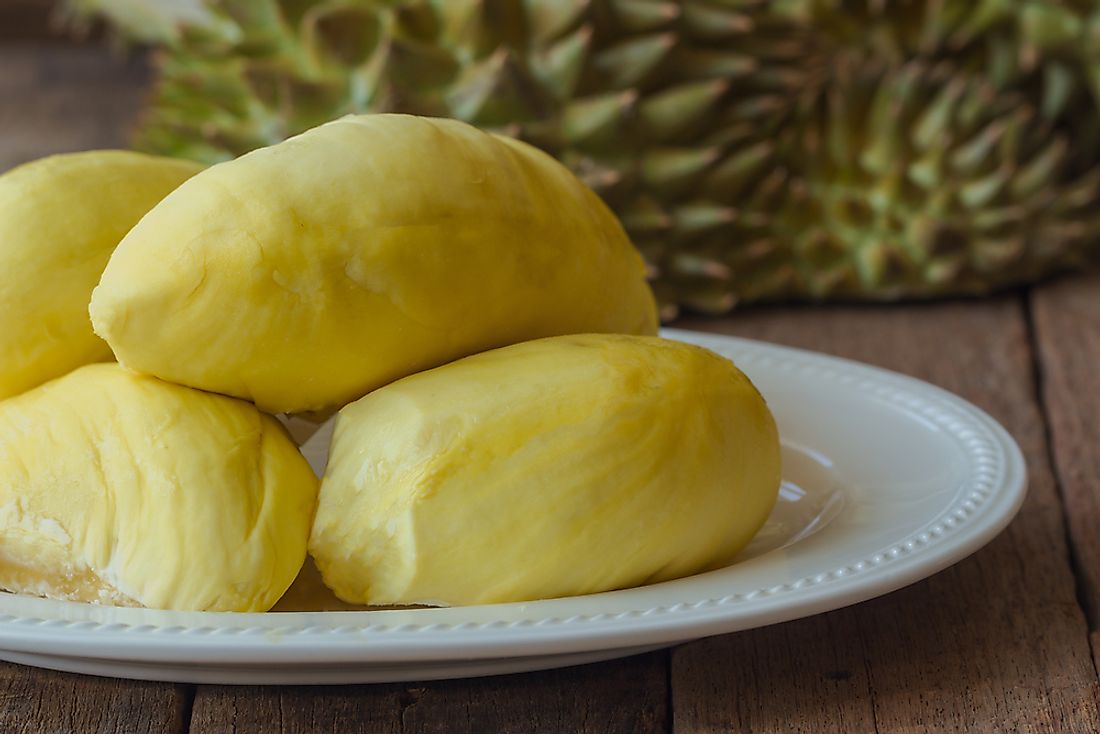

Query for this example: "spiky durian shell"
[71,0,1100,318]
[666,57,1100,312]
[774,0,1100,157]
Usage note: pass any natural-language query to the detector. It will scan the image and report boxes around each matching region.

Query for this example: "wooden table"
[2,40,1100,734]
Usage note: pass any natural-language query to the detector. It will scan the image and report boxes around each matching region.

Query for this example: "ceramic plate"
[0,329,1026,684]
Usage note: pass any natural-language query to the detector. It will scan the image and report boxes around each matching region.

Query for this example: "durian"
[0,363,318,612]
[90,114,657,415]
[67,0,1100,317]
[310,333,781,606]
[0,151,202,400]
[673,58,1100,308]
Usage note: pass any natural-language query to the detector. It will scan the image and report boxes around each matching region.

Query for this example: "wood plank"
[0,1,57,42]
[0,664,189,733]
[0,45,148,172]
[189,651,668,734]
[673,298,1100,733]
[670,611,877,733]
[1032,271,1100,669]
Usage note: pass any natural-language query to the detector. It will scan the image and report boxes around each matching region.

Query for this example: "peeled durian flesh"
[89,114,658,415]
[0,364,318,612]
[0,150,203,400]
[310,333,781,607]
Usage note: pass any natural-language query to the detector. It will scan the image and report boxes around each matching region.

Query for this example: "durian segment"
[0,364,318,612]
[91,114,658,414]
[0,151,203,400]
[310,333,780,607]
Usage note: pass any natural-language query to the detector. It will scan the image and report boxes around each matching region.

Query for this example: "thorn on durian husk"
[668,252,733,281]
[447,49,550,125]
[590,32,676,90]
[530,24,591,101]
[609,0,681,33]
[639,79,729,141]
[671,203,737,239]
[302,5,381,67]
[524,0,592,46]
[562,89,637,144]
[675,48,758,81]
[681,2,754,39]
[704,142,775,199]
[642,147,721,193]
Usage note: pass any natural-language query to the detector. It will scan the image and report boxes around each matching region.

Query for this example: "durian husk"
[665,57,1100,312]
[64,0,1100,318]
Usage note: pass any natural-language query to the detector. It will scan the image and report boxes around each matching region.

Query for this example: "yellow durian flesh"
[310,334,781,607]
[0,151,203,401]
[90,114,659,415]
[0,364,318,612]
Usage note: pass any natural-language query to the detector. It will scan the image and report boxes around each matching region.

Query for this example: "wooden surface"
[2,42,1100,734]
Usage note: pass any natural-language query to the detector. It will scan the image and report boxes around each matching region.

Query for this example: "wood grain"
[0,45,148,172]
[673,299,1100,733]
[670,611,878,733]
[189,651,668,734]
[1032,271,1100,666]
[0,1,57,42]
[0,664,189,733]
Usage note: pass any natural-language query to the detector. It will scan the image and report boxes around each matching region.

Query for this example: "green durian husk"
[66,0,1100,319]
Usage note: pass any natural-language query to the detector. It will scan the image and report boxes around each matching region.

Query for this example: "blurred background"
[4,0,1099,322]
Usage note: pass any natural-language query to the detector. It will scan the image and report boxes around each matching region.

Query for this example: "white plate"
[0,329,1026,684]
